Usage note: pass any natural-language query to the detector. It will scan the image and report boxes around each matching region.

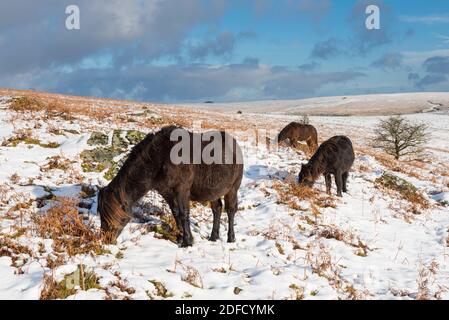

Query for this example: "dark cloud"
[187,30,257,61]
[298,61,320,72]
[348,0,392,55]
[229,57,260,69]
[423,56,449,74]
[0,0,227,75]
[310,38,341,60]
[406,56,449,89]
[416,74,447,88]
[237,31,258,39]
[408,73,420,83]
[405,29,415,37]
[188,31,236,61]
[2,61,364,102]
[371,52,403,70]
[307,0,394,61]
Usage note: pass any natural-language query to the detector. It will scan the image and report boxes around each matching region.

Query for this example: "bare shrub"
[375,172,429,212]
[299,115,310,125]
[373,116,430,160]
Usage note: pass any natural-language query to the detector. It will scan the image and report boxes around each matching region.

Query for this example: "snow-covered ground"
[179,92,449,116]
[0,92,449,300]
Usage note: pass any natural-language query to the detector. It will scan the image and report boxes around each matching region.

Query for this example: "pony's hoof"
[337,193,343,198]
[181,238,193,247]
[227,236,236,243]
[209,235,219,242]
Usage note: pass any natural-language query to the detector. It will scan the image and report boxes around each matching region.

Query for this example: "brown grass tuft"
[273,181,336,210]
[9,96,45,112]
[32,198,103,256]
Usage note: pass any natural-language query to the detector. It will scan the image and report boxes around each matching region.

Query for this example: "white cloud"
[435,33,449,44]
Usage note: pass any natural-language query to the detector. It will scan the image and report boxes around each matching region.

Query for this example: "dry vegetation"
[273,181,336,211]
[375,172,430,214]
[40,265,101,300]
[3,90,192,131]
[32,198,103,257]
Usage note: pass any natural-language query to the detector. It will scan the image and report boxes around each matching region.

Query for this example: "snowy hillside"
[180,92,449,116]
[0,89,449,300]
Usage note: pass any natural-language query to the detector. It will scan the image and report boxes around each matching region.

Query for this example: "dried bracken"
[32,198,103,256]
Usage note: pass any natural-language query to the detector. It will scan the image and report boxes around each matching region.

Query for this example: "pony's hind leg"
[342,172,349,193]
[324,173,332,195]
[209,199,223,242]
[335,171,343,197]
[177,191,194,247]
[224,190,238,243]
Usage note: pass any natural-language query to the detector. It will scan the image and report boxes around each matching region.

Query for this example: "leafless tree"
[299,115,310,125]
[373,116,430,160]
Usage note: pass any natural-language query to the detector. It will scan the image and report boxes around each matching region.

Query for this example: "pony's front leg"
[177,193,193,247]
[166,197,183,244]
[335,171,343,197]
[225,190,238,243]
[209,199,223,241]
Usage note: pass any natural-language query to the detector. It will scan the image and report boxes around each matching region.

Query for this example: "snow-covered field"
[0,90,449,300]
[180,92,449,116]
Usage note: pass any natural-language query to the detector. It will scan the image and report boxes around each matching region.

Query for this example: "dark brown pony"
[98,125,244,247]
[298,136,354,197]
[278,122,318,153]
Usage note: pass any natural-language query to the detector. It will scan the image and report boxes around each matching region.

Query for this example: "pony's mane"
[307,139,339,180]
[98,126,183,233]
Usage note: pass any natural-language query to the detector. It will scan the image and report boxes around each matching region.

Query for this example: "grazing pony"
[98,126,244,247]
[278,122,318,153]
[298,136,354,197]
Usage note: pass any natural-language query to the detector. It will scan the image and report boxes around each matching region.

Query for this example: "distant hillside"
[179,92,449,116]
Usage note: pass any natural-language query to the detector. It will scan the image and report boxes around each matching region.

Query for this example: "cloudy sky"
[0,0,448,102]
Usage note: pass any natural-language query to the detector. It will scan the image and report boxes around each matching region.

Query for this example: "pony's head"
[97,186,132,243]
[298,163,315,188]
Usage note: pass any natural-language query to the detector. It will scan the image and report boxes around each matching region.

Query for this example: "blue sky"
[0,0,448,102]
